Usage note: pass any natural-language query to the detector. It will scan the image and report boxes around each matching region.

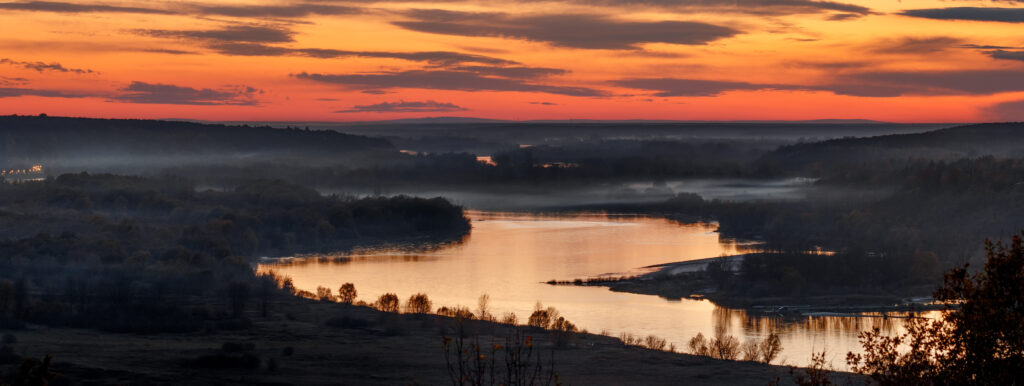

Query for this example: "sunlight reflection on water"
[259,210,931,368]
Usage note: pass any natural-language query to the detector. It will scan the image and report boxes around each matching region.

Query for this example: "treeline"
[761,122,1024,175]
[0,173,470,333]
[582,156,1024,300]
[169,140,781,192]
[0,115,397,171]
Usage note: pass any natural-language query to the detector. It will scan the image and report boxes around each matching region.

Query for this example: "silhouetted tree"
[337,283,357,304]
[375,293,399,313]
[848,232,1024,385]
[405,293,432,314]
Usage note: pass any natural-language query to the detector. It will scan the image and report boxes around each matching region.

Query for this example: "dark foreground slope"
[2,297,817,386]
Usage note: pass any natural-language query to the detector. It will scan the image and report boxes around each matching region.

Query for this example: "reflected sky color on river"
[260,211,927,367]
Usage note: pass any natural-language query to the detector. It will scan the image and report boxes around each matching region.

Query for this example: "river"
[259,210,918,368]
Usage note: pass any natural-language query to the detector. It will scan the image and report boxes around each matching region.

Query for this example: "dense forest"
[581,132,1024,303]
[0,173,470,333]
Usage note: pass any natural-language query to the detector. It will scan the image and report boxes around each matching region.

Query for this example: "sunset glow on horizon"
[3,0,1024,122]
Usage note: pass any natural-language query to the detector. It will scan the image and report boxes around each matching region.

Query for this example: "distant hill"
[0,115,395,171]
[762,122,1024,171]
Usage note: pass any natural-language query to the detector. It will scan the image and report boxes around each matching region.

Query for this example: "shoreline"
[548,254,944,315]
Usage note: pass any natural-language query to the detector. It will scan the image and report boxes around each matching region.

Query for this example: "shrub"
[281,346,294,357]
[643,335,667,351]
[688,333,709,356]
[436,306,474,319]
[527,310,551,329]
[741,339,760,361]
[374,293,400,313]
[338,283,357,304]
[443,323,559,386]
[847,233,1024,385]
[709,332,740,360]
[405,293,432,314]
[1,333,14,344]
[550,316,578,347]
[760,333,783,364]
[477,294,493,321]
[501,312,517,325]
[316,286,336,302]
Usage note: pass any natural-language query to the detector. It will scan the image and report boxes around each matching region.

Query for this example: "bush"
[760,333,783,364]
[501,312,518,325]
[643,335,667,351]
[374,293,400,313]
[688,333,709,356]
[316,286,336,302]
[741,339,760,361]
[338,283,357,304]
[281,346,294,357]
[1,333,14,344]
[405,293,432,314]
[436,306,474,319]
[847,233,1024,385]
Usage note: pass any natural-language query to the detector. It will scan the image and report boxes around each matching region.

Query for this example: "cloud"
[392,9,739,49]
[135,25,294,44]
[985,50,1024,62]
[361,90,391,94]
[871,36,962,54]
[615,70,1024,98]
[961,44,1022,50]
[336,100,467,113]
[110,82,262,105]
[613,78,799,96]
[0,76,28,86]
[243,46,518,67]
[141,48,199,55]
[517,0,871,17]
[194,3,362,18]
[0,87,94,98]
[0,1,172,14]
[447,66,565,78]
[294,70,607,96]
[900,7,1024,23]
[0,58,96,74]
[831,70,1024,96]
[530,101,558,105]
[158,39,520,67]
[826,13,861,21]
[983,99,1024,121]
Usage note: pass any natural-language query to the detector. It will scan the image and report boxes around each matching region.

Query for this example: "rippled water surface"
[260,211,922,367]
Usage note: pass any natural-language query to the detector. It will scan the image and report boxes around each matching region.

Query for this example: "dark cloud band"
[392,9,740,49]
[336,100,467,113]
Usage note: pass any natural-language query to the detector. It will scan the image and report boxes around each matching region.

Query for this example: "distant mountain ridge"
[0,115,394,170]
[763,122,1024,170]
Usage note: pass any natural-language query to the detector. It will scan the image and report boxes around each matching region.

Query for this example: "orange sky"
[2,0,1024,122]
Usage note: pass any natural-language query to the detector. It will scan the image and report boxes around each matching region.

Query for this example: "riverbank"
[0,294,843,385]
[550,254,942,315]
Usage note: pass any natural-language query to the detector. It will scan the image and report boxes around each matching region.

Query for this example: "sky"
[2,0,1024,122]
